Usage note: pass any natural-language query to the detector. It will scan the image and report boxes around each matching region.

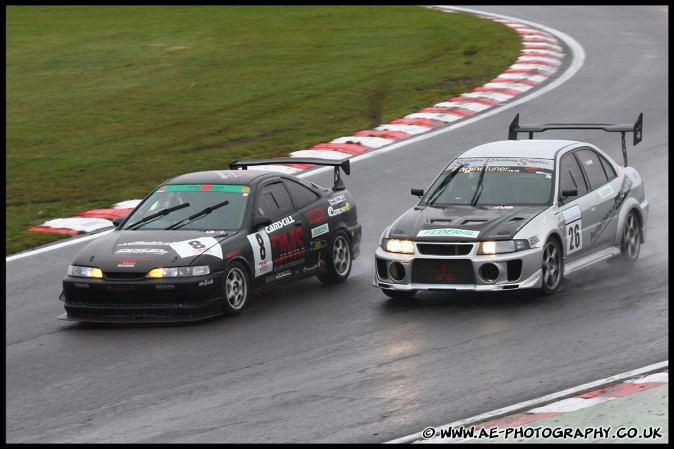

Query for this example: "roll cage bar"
[229,157,351,191]
[508,113,643,167]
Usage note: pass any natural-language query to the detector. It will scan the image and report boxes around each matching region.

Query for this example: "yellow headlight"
[147,268,165,278]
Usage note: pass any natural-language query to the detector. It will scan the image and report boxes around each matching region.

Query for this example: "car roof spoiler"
[508,113,643,167]
[229,157,351,191]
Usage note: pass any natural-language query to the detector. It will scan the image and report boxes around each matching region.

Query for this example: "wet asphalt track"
[5,5,668,443]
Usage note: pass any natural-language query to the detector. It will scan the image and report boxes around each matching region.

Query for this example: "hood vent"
[461,219,488,225]
[429,219,453,225]
[508,216,525,222]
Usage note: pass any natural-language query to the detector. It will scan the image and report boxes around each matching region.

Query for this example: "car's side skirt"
[563,246,621,276]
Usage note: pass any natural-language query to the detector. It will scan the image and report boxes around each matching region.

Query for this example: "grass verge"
[6,5,521,255]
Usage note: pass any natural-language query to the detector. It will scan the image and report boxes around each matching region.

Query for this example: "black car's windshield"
[121,184,251,230]
[421,157,555,207]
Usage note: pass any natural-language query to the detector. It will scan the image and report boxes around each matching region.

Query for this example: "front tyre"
[317,230,352,284]
[540,238,563,296]
[222,262,249,316]
[619,211,641,264]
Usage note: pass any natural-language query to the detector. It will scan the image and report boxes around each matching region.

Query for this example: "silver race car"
[374,114,647,298]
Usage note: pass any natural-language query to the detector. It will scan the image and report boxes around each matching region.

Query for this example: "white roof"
[460,139,583,159]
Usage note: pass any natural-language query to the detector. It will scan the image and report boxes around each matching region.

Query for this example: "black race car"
[59,158,361,322]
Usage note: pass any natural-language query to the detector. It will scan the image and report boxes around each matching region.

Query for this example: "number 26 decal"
[566,219,582,254]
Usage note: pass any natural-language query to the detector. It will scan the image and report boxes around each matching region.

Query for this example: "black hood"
[72,229,235,272]
[389,205,544,241]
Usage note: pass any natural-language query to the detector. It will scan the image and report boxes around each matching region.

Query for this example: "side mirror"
[561,188,578,199]
[112,217,124,228]
[411,188,424,197]
[253,216,272,230]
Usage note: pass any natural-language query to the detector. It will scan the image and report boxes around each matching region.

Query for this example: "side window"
[255,182,294,221]
[576,149,610,189]
[598,154,617,181]
[559,153,588,202]
[284,179,320,210]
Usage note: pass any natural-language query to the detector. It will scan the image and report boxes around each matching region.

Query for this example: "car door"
[557,151,593,263]
[574,148,622,251]
[248,178,308,285]
[282,177,325,274]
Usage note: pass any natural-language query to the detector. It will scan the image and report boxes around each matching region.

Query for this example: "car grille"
[416,243,474,256]
[412,259,476,284]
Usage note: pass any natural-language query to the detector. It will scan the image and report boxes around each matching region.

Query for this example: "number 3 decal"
[247,231,273,277]
[566,219,582,255]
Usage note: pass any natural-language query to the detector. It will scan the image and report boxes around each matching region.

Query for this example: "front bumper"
[373,244,545,292]
[60,272,224,322]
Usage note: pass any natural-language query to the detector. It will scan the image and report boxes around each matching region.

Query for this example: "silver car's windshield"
[422,157,555,207]
[121,184,251,230]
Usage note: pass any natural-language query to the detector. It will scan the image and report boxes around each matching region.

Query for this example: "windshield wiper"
[427,163,466,205]
[165,200,229,230]
[125,203,190,230]
[470,161,489,207]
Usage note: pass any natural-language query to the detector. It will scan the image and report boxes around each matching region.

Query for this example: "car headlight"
[477,239,530,255]
[67,265,103,278]
[146,265,211,278]
[383,238,415,254]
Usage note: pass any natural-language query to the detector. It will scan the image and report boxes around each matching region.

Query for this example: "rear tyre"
[382,288,417,299]
[222,262,249,316]
[619,211,641,264]
[539,238,563,296]
[317,230,352,284]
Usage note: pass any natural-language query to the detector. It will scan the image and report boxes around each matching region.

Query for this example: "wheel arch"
[613,198,645,246]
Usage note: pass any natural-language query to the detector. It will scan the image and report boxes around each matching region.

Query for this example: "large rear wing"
[508,113,643,167]
[230,157,351,191]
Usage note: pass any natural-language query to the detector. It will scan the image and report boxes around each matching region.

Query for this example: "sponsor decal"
[156,184,249,193]
[274,258,305,272]
[247,231,273,277]
[225,249,241,259]
[265,269,293,283]
[311,223,329,238]
[74,283,90,288]
[310,239,327,251]
[115,248,168,255]
[303,263,320,273]
[598,185,614,199]
[271,228,306,265]
[562,205,581,223]
[198,279,214,287]
[328,194,346,206]
[417,228,480,238]
[265,215,295,233]
[590,176,632,244]
[305,207,327,225]
[169,237,223,259]
[529,235,540,246]
[539,216,549,227]
[117,241,172,246]
[454,157,554,170]
[155,284,176,289]
[328,202,350,217]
